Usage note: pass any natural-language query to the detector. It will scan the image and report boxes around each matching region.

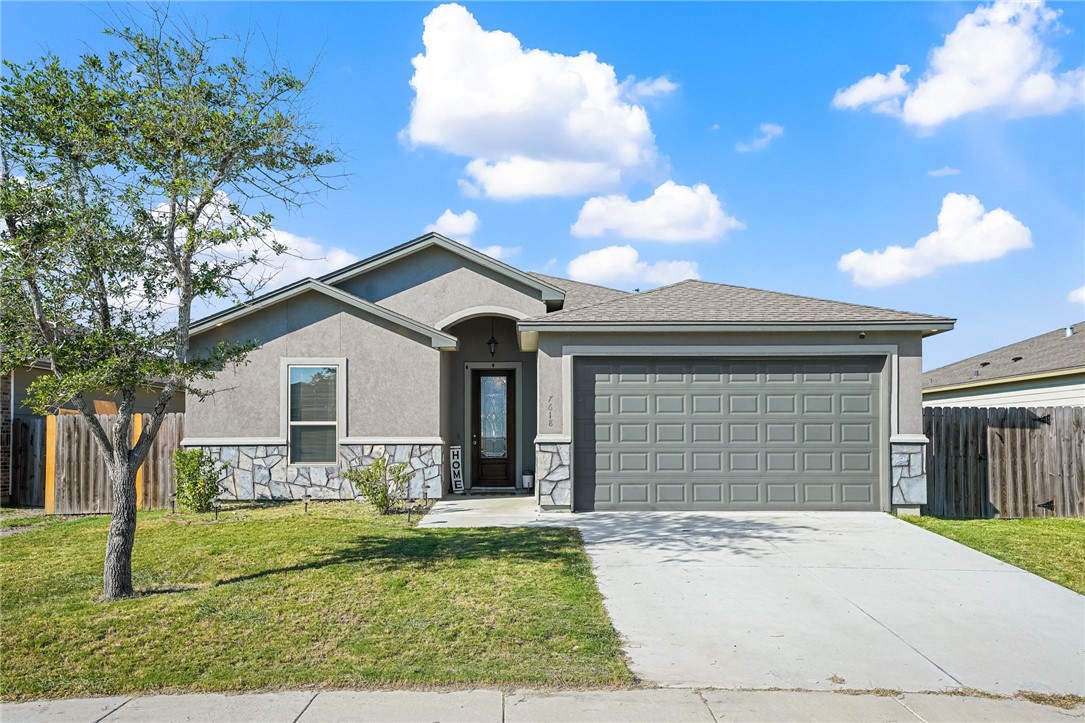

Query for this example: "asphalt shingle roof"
[527,273,629,310]
[923,322,1085,388]
[524,279,953,325]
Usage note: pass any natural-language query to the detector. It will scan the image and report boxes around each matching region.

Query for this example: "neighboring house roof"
[190,278,459,350]
[923,322,1085,391]
[320,233,566,303]
[527,273,629,310]
[520,279,954,333]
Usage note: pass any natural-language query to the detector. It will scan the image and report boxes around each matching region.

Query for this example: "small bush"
[173,448,225,513]
[342,457,413,514]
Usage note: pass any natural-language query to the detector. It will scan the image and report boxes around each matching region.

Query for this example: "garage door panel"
[573,357,882,511]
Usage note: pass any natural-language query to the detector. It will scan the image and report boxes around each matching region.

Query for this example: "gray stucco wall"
[186,290,442,440]
[535,329,928,437]
[333,246,547,327]
[445,315,538,487]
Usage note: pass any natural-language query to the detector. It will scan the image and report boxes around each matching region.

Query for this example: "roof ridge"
[319,232,565,298]
[528,272,629,295]
[535,278,698,320]
[682,279,951,322]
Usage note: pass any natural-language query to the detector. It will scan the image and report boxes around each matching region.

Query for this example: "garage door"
[573,357,883,511]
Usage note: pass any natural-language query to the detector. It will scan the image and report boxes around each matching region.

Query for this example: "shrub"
[342,457,413,514]
[173,448,225,513]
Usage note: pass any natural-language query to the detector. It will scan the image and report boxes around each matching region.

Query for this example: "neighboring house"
[923,322,1085,408]
[184,232,954,513]
[1,363,185,504]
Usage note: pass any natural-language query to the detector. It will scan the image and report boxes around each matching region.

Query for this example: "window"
[288,365,338,464]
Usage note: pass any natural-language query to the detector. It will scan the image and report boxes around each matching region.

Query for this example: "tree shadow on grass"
[213,515,814,587]
[213,526,587,587]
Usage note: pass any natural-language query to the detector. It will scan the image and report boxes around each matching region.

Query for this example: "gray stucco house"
[184,233,955,513]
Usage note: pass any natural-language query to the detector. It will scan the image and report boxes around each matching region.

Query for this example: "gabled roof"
[924,322,1085,390]
[320,232,566,302]
[520,279,954,334]
[190,278,459,350]
[527,272,629,310]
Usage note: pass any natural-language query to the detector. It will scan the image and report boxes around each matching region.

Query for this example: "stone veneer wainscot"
[536,442,571,510]
[890,442,927,507]
[201,443,444,501]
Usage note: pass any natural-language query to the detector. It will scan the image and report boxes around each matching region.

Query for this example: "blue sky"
[3,1,1083,370]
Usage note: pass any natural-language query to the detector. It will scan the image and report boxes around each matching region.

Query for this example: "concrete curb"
[3,688,1083,723]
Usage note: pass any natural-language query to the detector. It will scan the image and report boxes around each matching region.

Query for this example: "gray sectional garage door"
[573,357,883,511]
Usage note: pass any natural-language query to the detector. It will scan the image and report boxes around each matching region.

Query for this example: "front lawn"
[0,503,631,700]
[905,516,1085,594]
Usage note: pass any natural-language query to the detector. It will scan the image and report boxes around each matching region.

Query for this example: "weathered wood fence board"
[47,413,184,515]
[11,416,46,507]
[924,406,1084,518]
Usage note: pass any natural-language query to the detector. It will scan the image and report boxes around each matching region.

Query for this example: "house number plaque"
[450,446,465,493]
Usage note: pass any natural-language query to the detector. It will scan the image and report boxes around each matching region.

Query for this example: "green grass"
[0,508,64,531]
[905,516,1085,594]
[0,502,631,700]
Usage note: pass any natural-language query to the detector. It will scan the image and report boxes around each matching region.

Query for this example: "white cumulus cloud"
[838,193,1032,287]
[567,245,698,288]
[1069,286,1085,304]
[267,229,360,287]
[475,244,520,260]
[571,181,744,243]
[832,64,912,116]
[422,208,519,259]
[833,1,1085,128]
[927,166,962,177]
[402,3,659,199]
[735,123,784,153]
[622,75,678,101]
[425,209,480,240]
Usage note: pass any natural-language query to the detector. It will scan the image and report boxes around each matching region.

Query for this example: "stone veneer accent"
[890,442,927,506]
[536,443,571,510]
[203,443,443,502]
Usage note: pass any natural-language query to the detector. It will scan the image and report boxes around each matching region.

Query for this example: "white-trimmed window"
[287,365,339,464]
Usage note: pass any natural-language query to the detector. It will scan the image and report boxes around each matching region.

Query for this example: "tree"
[0,8,339,600]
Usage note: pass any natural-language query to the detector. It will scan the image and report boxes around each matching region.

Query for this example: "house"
[923,322,1085,408]
[183,233,955,513]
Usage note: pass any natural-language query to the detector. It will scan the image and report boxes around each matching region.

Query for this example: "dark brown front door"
[471,370,515,487]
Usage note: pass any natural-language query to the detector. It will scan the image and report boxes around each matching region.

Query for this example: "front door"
[471,369,515,487]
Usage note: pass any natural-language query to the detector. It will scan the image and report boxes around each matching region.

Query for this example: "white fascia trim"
[321,234,566,302]
[182,437,286,447]
[340,437,445,445]
[891,434,930,445]
[436,306,530,331]
[520,322,953,335]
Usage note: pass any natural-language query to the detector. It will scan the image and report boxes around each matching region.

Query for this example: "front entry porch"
[442,315,538,495]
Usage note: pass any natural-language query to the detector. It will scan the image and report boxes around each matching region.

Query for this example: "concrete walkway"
[417,495,565,528]
[5,688,1083,722]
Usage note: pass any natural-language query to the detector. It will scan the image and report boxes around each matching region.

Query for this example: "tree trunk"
[102,454,138,600]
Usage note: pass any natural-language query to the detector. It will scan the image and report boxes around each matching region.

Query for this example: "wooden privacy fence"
[924,406,1084,518]
[45,412,185,514]
[12,417,47,507]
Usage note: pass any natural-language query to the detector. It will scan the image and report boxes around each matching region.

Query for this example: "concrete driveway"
[575,511,1085,695]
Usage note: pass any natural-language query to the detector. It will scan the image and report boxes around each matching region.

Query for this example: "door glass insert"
[480,375,508,458]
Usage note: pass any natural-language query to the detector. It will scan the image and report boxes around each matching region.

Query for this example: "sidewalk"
[4,688,1083,722]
